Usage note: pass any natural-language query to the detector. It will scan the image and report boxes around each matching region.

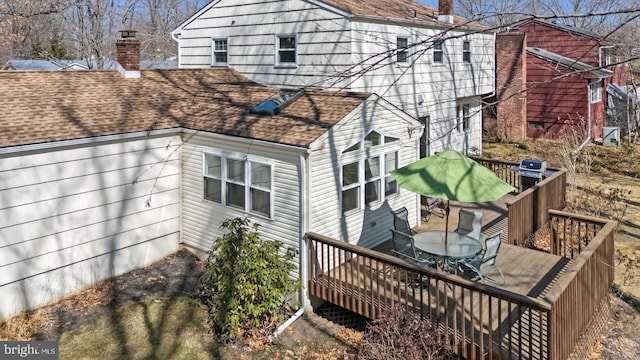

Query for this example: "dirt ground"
[18,245,637,359]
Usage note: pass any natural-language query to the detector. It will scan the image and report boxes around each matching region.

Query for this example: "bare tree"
[0,0,70,63]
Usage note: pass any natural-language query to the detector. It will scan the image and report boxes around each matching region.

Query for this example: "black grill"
[517,159,547,190]
[519,159,547,179]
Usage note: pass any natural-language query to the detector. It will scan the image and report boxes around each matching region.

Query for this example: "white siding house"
[1,64,421,318]
[171,0,495,156]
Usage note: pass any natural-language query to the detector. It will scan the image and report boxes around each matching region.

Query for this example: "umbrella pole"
[444,200,450,245]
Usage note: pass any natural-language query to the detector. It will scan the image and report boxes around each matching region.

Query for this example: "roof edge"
[0,128,182,158]
[171,0,223,37]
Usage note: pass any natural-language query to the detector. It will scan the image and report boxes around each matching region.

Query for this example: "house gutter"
[270,150,311,342]
[0,128,182,158]
[575,82,593,154]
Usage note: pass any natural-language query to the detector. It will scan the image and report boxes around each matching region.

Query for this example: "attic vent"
[250,89,303,115]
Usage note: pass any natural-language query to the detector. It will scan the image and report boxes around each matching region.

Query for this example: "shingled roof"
[0,68,370,149]
[318,0,485,28]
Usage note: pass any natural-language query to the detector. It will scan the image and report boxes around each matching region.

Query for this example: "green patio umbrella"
[390,150,516,242]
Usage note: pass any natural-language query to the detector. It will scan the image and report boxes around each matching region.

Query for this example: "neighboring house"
[0,34,422,319]
[1,59,178,71]
[492,19,631,140]
[170,0,495,156]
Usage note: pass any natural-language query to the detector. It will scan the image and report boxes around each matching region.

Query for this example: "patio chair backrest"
[456,209,483,242]
[390,207,412,234]
[390,229,418,260]
[482,231,503,266]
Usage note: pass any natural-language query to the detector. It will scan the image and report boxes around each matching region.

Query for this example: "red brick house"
[492,19,631,140]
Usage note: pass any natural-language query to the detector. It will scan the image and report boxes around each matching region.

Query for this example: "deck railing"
[307,232,553,360]
[306,209,616,360]
[471,157,567,245]
[472,157,521,190]
[544,210,616,360]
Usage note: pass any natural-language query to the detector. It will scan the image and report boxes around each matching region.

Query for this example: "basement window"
[250,89,303,115]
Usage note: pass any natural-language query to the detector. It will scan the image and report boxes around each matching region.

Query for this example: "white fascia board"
[171,0,223,37]
[0,128,182,158]
[305,0,353,18]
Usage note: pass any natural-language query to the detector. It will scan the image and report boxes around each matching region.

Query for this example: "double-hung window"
[589,80,602,103]
[203,153,273,218]
[396,36,409,65]
[212,38,228,66]
[276,34,297,66]
[462,40,471,63]
[433,41,444,64]
[341,131,400,214]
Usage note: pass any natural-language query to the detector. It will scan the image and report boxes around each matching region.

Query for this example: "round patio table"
[412,231,482,273]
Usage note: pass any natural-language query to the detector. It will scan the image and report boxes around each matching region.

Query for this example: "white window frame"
[456,103,471,132]
[203,152,274,218]
[433,41,444,64]
[275,34,297,67]
[212,38,228,66]
[341,132,401,215]
[462,40,471,63]
[604,49,612,66]
[396,36,410,65]
[589,80,602,103]
[462,103,471,131]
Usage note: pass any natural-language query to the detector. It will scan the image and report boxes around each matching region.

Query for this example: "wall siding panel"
[176,0,494,155]
[307,99,420,249]
[0,135,182,319]
[180,133,304,272]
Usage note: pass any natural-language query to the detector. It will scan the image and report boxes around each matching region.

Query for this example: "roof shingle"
[319,0,486,28]
[0,68,370,149]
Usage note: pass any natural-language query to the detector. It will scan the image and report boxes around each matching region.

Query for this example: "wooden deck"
[308,160,614,360]
[373,239,569,298]
[310,238,564,359]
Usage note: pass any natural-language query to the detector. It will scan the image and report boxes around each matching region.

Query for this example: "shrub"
[359,304,454,360]
[201,217,301,341]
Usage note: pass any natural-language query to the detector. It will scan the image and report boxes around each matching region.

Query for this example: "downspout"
[574,82,593,154]
[578,45,615,154]
[269,150,310,342]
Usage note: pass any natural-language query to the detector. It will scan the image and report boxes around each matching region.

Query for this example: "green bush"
[201,217,301,340]
[359,304,454,360]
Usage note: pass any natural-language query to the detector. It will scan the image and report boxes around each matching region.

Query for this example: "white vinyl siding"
[307,99,420,248]
[176,0,494,155]
[177,0,352,88]
[0,135,182,319]
[181,133,302,270]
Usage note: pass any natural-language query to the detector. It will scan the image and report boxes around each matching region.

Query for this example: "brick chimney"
[116,30,140,78]
[438,0,454,24]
